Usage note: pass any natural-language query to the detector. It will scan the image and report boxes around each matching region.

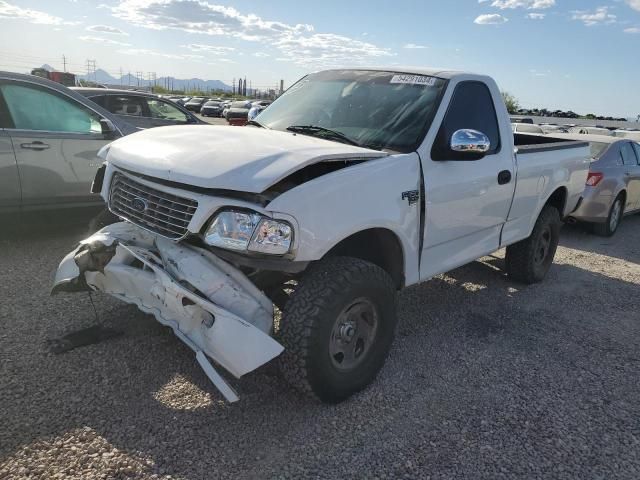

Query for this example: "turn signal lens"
[586,172,603,187]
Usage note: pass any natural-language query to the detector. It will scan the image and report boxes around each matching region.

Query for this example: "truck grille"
[109,173,198,240]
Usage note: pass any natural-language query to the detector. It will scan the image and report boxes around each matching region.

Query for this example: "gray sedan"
[559,133,640,236]
[0,71,137,215]
[72,88,204,130]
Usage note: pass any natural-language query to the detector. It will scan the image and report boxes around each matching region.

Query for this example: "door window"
[0,83,102,134]
[432,81,501,160]
[146,99,189,122]
[620,143,638,166]
[630,143,640,165]
[108,95,146,117]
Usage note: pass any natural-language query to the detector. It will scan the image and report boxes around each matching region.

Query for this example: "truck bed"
[514,133,589,154]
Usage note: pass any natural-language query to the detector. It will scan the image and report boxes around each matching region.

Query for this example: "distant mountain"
[74,67,231,92]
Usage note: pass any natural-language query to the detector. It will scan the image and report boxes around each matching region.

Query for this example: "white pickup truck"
[53,68,590,403]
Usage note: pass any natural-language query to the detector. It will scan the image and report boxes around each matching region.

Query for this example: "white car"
[53,68,590,403]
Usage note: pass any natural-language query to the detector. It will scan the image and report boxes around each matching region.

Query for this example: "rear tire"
[505,205,561,284]
[278,257,397,403]
[592,195,623,237]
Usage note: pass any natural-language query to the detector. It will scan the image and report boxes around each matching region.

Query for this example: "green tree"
[501,91,520,114]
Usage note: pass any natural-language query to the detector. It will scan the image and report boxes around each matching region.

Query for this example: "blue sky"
[0,0,639,117]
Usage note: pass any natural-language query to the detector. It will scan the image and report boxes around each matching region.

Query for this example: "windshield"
[589,142,610,159]
[204,101,220,106]
[257,70,447,152]
[231,101,250,108]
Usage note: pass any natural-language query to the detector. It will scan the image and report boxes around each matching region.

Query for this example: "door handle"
[498,170,512,185]
[20,141,50,151]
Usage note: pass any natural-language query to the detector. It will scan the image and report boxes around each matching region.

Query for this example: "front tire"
[592,195,623,237]
[278,257,397,403]
[505,205,561,284]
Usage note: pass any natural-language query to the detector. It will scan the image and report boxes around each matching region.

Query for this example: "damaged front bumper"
[52,222,283,402]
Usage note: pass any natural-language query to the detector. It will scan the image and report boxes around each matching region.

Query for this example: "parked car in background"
[540,124,569,134]
[0,71,137,214]
[569,126,612,136]
[72,88,204,129]
[554,133,640,236]
[166,96,187,106]
[184,97,207,112]
[226,100,252,125]
[511,123,544,134]
[613,130,640,141]
[200,100,223,117]
[510,116,534,124]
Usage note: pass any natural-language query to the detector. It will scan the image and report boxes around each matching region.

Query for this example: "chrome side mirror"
[450,129,491,156]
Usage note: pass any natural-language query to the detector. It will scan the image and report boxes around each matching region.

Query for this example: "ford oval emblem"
[131,197,148,213]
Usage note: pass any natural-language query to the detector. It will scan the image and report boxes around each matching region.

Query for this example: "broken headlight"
[203,211,293,255]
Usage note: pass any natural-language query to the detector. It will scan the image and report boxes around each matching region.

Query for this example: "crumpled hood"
[105,125,388,193]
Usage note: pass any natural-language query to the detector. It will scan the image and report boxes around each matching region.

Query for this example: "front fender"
[267,153,422,286]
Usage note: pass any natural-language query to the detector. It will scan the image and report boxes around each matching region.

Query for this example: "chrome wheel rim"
[329,298,378,371]
[610,200,622,232]
[534,225,552,265]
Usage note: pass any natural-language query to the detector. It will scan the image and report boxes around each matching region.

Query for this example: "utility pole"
[127,71,131,86]
[62,55,67,72]
[119,67,123,86]
[136,71,143,87]
[86,59,96,84]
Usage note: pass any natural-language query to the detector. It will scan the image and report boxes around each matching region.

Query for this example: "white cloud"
[253,52,270,57]
[403,43,429,49]
[527,13,546,19]
[572,7,616,26]
[625,1,640,12]
[474,14,509,24]
[87,24,128,35]
[182,44,235,54]
[110,0,392,68]
[78,35,131,46]
[479,0,554,9]
[0,0,68,25]
[624,27,640,33]
[117,48,203,60]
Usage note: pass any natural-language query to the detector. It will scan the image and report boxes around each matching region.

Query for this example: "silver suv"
[0,72,137,214]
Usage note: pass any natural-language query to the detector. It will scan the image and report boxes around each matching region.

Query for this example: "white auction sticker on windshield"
[390,75,437,86]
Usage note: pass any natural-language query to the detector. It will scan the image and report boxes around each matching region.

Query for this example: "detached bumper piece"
[52,222,283,402]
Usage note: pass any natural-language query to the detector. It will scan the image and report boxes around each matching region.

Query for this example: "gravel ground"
[1,214,639,479]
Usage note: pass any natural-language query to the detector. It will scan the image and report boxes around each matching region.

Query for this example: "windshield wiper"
[286,125,360,147]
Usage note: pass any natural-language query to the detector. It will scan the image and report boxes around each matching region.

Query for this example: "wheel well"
[546,187,568,216]
[616,190,627,206]
[324,229,405,289]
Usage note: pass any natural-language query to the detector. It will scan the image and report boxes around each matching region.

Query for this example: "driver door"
[419,80,516,279]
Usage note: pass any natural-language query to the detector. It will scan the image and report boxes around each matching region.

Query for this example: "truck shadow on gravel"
[2,230,639,478]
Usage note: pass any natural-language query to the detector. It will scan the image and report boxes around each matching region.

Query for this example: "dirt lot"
[1,214,639,479]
